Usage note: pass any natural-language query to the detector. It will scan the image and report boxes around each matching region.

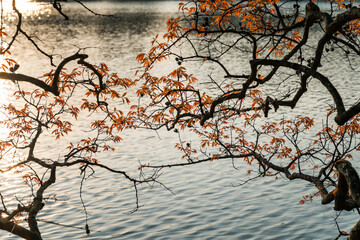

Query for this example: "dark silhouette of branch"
[0,53,88,96]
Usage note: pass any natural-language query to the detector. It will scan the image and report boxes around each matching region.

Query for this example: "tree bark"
[348,220,360,240]
[335,161,360,209]
[0,221,41,240]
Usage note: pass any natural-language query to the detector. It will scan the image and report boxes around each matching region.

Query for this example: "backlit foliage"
[0,8,146,236]
[135,0,360,238]
[0,0,360,239]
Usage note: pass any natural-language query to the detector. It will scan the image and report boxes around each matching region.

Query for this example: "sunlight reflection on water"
[0,80,12,135]
[0,79,28,213]
[2,0,49,14]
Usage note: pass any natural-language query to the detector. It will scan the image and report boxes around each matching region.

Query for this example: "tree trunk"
[348,220,360,240]
[0,221,41,240]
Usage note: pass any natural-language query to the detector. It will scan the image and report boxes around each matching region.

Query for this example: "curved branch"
[0,221,41,240]
[52,53,89,94]
[251,59,360,125]
[0,72,54,92]
[311,7,360,80]
[28,164,56,239]
[52,0,69,20]
[1,0,21,54]
[142,151,330,200]
[0,53,88,96]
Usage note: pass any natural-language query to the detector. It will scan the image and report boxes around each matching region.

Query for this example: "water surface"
[0,1,359,239]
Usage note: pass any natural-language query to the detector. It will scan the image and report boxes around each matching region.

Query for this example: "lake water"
[0,1,359,239]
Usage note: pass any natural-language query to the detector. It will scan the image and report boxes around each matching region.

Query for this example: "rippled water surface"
[0,1,359,239]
